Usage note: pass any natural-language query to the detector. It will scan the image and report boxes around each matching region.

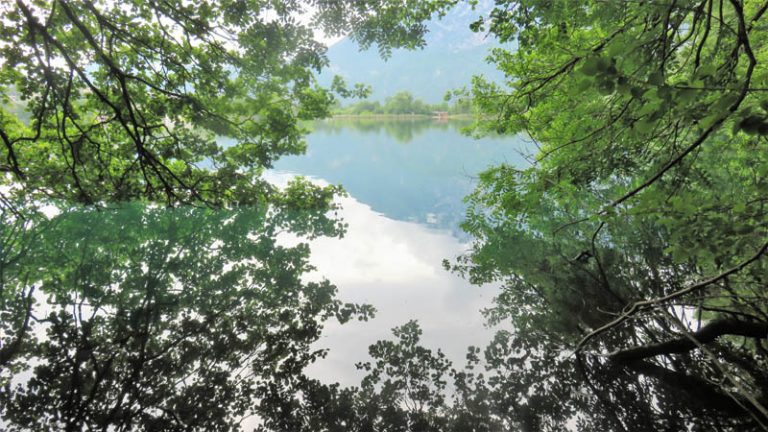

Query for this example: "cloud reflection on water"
[268,171,497,388]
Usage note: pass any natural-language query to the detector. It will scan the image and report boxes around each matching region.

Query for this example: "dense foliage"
[444,0,768,429]
[0,0,456,210]
[335,90,474,116]
[0,1,455,430]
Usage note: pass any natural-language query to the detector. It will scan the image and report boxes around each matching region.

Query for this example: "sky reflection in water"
[270,119,529,386]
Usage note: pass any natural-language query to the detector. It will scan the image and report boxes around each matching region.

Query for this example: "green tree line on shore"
[333,90,474,116]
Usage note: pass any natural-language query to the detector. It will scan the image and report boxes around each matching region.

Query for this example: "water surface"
[272,118,528,385]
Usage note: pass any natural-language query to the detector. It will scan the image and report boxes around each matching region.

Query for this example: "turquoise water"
[277,118,526,235]
[271,118,527,386]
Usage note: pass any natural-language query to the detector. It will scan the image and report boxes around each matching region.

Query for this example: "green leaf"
[648,71,664,86]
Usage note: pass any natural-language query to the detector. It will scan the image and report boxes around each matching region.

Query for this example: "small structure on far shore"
[432,111,449,120]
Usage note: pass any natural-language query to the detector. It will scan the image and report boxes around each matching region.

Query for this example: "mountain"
[319,2,509,104]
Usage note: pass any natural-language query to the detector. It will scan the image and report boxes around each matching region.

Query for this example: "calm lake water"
[271,118,528,386]
[1,118,529,432]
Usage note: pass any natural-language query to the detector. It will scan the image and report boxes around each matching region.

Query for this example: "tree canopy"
[0,0,455,210]
[443,0,768,429]
[0,1,454,430]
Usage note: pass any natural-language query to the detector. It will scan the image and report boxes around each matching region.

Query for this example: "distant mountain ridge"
[319,2,508,104]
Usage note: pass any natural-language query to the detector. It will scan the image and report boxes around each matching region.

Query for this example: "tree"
[439,0,768,429]
[384,91,416,114]
[0,0,456,211]
[0,2,464,429]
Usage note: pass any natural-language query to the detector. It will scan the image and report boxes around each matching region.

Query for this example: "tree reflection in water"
[0,197,372,431]
[2,189,766,432]
[1,184,765,431]
[310,117,467,144]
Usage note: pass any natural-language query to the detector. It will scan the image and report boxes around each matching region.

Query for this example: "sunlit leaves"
[0,0,452,209]
[441,0,768,429]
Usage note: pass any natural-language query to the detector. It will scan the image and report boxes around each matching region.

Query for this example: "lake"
[0,117,530,431]
[271,118,529,386]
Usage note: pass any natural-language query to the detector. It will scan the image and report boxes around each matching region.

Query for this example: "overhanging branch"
[609,318,768,362]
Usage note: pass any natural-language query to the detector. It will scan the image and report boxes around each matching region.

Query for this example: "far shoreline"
[329,113,476,120]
